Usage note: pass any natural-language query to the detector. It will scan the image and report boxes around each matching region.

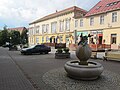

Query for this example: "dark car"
[20,44,51,55]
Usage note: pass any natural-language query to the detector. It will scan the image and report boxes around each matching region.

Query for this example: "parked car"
[20,44,51,55]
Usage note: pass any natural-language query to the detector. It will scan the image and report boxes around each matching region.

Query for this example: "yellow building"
[76,0,120,49]
[29,0,120,49]
[29,6,87,46]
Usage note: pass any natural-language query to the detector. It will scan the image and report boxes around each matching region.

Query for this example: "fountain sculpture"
[64,36,104,80]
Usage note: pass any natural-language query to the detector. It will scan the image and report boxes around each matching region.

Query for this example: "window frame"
[90,17,94,26]
[112,12,117,22]
[100,15,104,25]
[111,34,117,44]
[59,21,64,32]
[51,22,57,33]
[42,24,46,33]
[75,20,78,28]
[46,24,49,33]
[65,19,70,31]
[80,19,83,27]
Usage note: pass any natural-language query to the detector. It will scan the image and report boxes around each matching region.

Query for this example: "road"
[0,47,120,90]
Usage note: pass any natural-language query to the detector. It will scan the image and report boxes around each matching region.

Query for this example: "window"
[66,35,69,43]
[112,12,117,22]
[100,15,104,24]
[51,22,57,33]
[46,24,49,33]
[75,20,78,28]
[29,28,32,35]
[96,6,101,10]
[59,35,63,43]
[80,19,83,27]
[42,25,46,33]
[106,1,119,7]
[59,21,64,32]
[31,29,33,35]
[31,28,34,35]
[65,19,70,31]
[42,37,44,43]
[36,37,39,44]
[46,36,49,42]
[36,26,39,34]
[111,34,117,44]
[90,17,94,26]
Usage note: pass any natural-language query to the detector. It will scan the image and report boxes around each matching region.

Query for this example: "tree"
[9,31,20,45]
[20,29,28,45]
[0,25,9,46]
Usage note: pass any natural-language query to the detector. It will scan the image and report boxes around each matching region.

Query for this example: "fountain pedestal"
[64,39,104,80]
[64,61,104,80]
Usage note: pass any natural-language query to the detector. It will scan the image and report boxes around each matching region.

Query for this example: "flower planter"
[55,53,70,59]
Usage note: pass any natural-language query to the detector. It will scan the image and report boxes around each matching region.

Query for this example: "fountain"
[64,36,104,80]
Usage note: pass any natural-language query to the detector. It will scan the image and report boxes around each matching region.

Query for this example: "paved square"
[0,47,120,90]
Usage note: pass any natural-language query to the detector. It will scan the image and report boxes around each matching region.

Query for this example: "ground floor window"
[66,35,69,45]
[42,37,44,43]
[59,35,63,43]
[111,34,117,44]
[36,37,39,44]
[46,36,49,43]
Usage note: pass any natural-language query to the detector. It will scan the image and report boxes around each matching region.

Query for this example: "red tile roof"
[29,6,87,25]
[8,27,27,31]
[86,0,120,17]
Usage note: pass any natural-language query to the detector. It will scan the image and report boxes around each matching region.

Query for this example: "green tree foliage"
[0,26,9,46]
[9,30,20,45]
[0,25,28,46]
[20,29,28,45]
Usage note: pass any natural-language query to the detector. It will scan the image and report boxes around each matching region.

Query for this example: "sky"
[0,0,100,29]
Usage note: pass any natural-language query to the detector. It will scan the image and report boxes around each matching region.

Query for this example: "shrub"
[56,48,63,53]
[63,48,69,53]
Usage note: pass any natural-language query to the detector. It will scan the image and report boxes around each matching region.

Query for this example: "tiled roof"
[29,6,87,25]
[86,0,120,17]
[8,27,26,31]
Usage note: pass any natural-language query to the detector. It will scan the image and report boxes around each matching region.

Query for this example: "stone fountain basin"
[64,60,104,80]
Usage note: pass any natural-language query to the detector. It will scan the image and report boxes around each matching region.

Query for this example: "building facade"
[29,6,87,46]
[29,0,120,49]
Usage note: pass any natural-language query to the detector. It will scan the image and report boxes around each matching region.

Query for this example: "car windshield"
[29,45,36,49]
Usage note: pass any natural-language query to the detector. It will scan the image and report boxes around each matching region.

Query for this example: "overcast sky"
[0,0,100,29]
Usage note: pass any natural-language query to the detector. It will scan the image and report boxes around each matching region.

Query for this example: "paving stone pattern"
[0,48,35,90]
[43,68,120,90]
[1,47,120,90]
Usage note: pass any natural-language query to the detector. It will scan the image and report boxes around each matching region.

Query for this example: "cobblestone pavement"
[0,47,120,90]
[0,47,35,90]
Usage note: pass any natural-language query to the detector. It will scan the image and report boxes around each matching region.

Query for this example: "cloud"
[0,0,100,29]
